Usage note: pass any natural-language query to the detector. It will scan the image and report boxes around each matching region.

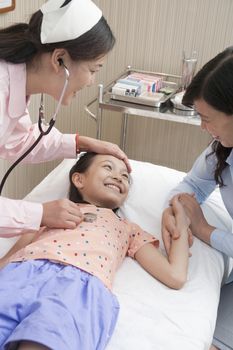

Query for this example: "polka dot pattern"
[9,204,158,290]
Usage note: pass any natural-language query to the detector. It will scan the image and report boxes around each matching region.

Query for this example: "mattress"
[1,158,232,350]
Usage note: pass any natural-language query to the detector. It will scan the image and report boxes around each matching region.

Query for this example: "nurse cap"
[40,0,102,44]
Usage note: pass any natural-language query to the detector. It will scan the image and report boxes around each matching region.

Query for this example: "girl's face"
[72,155,130,209]
[195,99,233,147]
[58,55,106,105]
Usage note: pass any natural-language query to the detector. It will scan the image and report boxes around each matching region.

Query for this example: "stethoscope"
[0,62,70,195]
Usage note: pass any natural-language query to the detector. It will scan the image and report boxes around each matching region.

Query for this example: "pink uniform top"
[9,204,159,290]
[0,60,76,237]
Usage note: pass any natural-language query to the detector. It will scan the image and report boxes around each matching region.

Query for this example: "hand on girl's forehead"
[107,158,128,173]
[95,154,128,171]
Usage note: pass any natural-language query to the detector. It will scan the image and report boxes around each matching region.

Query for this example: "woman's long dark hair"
[69,152,97,203]
[0,0,115,64]
[182,47,233,186]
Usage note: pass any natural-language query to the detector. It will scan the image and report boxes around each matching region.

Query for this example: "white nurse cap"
[40,0,102,44]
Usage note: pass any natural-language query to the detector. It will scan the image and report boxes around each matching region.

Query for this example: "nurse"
[162,46,233,350]
[0,0,130,237]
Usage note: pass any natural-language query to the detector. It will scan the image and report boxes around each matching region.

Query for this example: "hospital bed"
[0,158,232,350]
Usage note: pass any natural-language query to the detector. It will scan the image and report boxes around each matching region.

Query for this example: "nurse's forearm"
[0,197,42,237]
[0,125,76,163]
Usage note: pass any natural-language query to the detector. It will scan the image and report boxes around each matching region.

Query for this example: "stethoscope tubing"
[0,66,69,195]
[38,66,69,134]
[0,132,44,195]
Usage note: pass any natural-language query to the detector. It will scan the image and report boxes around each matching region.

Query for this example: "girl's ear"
[72,172,85,189]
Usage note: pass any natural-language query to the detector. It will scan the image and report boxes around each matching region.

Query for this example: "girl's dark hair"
[69,152,97,203]
[0,0,115,64]
[182,46,233,186]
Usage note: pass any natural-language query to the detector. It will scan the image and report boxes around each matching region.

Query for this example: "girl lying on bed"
[0,152,190,350]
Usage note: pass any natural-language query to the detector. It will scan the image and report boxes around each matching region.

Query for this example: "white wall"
[0,0,232,198]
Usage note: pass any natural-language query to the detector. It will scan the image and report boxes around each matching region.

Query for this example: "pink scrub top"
[0,60,76,237]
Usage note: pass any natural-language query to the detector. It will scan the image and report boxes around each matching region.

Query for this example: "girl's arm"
[0,230,37,269]
[135,196,190,290]
[162,143,217,254]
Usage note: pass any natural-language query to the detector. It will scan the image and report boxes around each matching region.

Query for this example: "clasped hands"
[162,193,213,255]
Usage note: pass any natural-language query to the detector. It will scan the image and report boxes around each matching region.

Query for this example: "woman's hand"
[78,136,132,172]
[170,195,190,232]
[162,195,193,255]
[178,193,215,244]
[41,199,84,229]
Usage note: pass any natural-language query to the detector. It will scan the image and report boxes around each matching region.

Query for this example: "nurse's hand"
[41,199,84,229]
[78,136,132,172]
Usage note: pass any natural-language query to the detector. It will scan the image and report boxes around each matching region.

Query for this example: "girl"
[0,152,190,350]
[0,0,130,237]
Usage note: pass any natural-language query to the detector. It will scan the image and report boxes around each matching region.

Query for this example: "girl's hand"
[162,206,180,255]
[170,195,193,256]
[0,258,8,270]
[78,136,132,172]
[42,199,84,229]
[0,259,4,270]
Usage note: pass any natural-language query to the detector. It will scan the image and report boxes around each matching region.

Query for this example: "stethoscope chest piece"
[83,212,97,223]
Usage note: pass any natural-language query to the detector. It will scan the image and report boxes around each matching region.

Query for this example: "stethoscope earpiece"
[57,58,69,80]
[58,58,64,66]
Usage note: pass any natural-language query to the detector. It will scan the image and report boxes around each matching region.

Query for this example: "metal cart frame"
[85,67,200,151]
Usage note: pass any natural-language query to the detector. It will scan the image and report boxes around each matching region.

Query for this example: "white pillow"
[24,158,76,202]
[119,160,232,250]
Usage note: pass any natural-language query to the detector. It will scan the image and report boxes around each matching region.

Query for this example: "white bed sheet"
[0,158,232,350]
